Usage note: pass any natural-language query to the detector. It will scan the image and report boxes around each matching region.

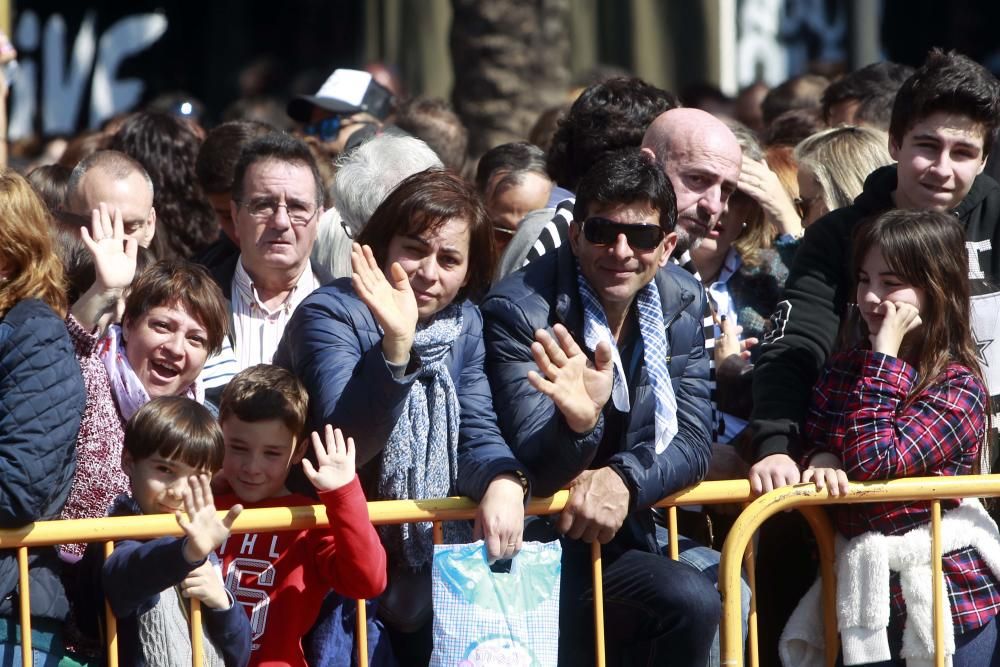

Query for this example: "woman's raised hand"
[736,156,803,238]
[72,203,139,331]
[351,242,418,365]
[80,203,138,293]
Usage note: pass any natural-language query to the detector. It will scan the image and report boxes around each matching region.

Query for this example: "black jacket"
[481,244,713,554]
[751,165,1000,461]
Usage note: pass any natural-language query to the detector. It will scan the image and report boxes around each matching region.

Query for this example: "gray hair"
[331,134,443,235]
[66,149,154,210]
[794,125,893,212]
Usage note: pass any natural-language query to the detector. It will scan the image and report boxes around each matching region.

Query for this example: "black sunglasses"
[581,217,666,250]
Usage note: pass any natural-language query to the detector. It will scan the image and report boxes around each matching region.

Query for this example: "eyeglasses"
[492,225,516,244]
[581,217,666,250]
[303,116,359,142]
[239,197,318,226]
[794,195,820,220]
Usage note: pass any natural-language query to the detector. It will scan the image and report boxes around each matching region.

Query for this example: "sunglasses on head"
[581,217,666,250]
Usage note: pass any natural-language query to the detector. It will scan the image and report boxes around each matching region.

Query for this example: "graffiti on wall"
[8,10,167,140]
[736,0,849,87]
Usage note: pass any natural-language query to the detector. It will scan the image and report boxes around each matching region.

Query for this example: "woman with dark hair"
[62,207,229,556]
[109,111,217,260]
[275,168,529,662]
[0,170,86,663]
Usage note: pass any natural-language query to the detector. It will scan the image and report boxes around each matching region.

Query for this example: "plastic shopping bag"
[430,540,562,667]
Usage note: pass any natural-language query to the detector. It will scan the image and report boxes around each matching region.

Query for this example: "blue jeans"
[0,617,89,667]
[656,524,753,667]
[837,613,1000,667]
[526,518,721,666]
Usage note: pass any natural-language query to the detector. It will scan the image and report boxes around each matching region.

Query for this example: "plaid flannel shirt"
[803,349,1000,635]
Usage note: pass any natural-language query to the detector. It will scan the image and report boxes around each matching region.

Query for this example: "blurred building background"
[7,0,1000,154]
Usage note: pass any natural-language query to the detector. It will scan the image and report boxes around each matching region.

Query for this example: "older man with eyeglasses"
[198,132,324,401]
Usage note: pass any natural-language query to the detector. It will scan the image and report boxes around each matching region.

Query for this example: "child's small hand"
[302,425,357,493]
[176,474,242,564]
[179,560,230,610]
[801,453,850,497]
[869,300,922,357]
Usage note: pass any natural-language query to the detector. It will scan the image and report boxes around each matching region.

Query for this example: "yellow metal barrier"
[0,480,756,667]
[719,474,1000,667]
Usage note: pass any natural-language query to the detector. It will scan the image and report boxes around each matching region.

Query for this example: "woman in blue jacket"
[0,170,86,664]
[275,169,529,661]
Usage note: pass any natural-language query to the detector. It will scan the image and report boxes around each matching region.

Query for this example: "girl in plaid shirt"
[798,209,1000,665]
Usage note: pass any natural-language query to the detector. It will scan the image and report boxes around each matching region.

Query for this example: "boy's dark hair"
[573,148,677,232]
[219,364,309,439]
[124,396,224,471]
[821,61,914,127]
[889,49,1000,156]
[547,77,679,191]
[231,132,324,208]
[196,120,274,194]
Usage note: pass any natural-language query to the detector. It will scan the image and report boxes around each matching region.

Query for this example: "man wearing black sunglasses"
[287,68,394,159]
[482,148,718,666]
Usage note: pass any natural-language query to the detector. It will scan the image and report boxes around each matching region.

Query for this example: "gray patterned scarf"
[378,303,471,568]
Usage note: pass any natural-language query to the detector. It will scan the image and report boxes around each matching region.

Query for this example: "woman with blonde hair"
[0,170,87,664]
[794,125,894,226]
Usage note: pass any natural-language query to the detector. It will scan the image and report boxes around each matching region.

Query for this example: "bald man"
[640,107,742,259]
[66,150,157,248]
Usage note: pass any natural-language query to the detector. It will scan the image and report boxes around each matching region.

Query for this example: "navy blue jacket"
[0,299,84,621]
[480,245,713,552]
[274,279,526,502]
[76,497,251,666]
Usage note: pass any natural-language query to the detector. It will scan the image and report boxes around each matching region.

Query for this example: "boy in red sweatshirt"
[215,364,387,666]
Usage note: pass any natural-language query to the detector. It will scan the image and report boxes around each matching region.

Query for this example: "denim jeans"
[526,519,721,666]
[656,523,753,667]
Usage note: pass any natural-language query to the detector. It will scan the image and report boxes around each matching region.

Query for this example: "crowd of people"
[2,36,1000,667]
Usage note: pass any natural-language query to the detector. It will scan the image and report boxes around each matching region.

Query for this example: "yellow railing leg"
[742,535,759,667]
[931,500,944,667]
[104,542,119,667]
[190,598,203,667]
[16,547,29,667]
[591,541,605,667]
[668,506,679,560]
[357,599,369,667]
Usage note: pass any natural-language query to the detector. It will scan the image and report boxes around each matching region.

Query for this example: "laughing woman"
[61,207,228,555]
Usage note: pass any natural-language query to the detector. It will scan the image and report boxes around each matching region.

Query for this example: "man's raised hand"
[527,323,614,434]
[80,202,139,293]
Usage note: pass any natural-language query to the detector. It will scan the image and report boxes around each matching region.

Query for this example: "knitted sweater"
[780,499,1000,667]
[61,316,129,556]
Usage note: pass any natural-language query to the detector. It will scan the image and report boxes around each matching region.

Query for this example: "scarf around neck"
[576,264,678,454]
[377,303,471,568]
[99,324,204,422]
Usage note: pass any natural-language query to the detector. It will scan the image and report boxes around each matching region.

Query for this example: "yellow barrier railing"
[719,474,1000,667]
[0,480,756,667]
